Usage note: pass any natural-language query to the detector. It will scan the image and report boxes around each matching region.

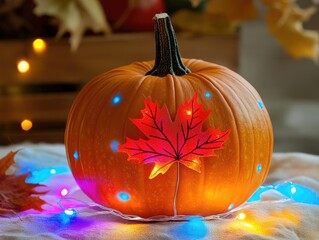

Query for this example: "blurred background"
[0,0,319,154]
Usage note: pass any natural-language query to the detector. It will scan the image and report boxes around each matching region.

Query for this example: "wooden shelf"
[0,33,239,144]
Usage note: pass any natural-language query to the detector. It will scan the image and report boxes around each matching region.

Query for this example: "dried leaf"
[206,0,257,22]
[33,0,111,51]
[263,0,319,60]
[0,151,16,175]
[119,93,230,179]
[0,151,46,215]
[171,0,257,34]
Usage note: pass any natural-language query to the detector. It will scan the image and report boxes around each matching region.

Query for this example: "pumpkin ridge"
[196,72,242,210]
[217,71,273,185]
[211,74,258,203]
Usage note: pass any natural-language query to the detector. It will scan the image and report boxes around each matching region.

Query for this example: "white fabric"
[0,143,319,240]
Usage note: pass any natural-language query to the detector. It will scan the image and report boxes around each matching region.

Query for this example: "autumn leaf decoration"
[119,93,231,179]
[0,151,46,216]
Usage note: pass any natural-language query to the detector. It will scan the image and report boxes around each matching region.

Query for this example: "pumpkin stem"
[146,13,190,77]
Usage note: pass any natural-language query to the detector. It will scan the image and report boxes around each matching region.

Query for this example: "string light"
[237,212,246,220]
[61,188,69,196]
[21,119,33,131]
[186,110,192,116]
[32,38,47,53]
[17,59,30,73]
[64,209,76,216]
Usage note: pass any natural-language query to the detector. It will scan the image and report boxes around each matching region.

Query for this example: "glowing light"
[257,100,264,109]
[237,212,246,220]
[17,59,30,73]
[172,216,208,239]
[257,164,262,172]
[21,119,33,131]
[112,95,122,105]
[32,38,47,53]
[61,188,69,196]
[64,209,76,216]
[73,151,79,160]
[117,191,130,202]
[110,140,120,152]
[228,203,234,210]
[186,110,192,116]
[50,169,56,174]
[291,186,297,194]
[205,91,212,98]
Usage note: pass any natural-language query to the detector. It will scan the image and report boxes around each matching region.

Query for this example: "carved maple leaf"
[119,93,231,179]
[0,151,46,216]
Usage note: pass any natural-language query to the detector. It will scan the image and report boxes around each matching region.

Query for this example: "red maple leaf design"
[119,93,231,179]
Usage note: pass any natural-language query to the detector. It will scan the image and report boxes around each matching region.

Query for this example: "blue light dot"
[117,191,130,202]
[257,164,262,172]
[73,151,79,161]
[50,169,56,175]
[204,91,212,98]
[228,203,234,210]
[257,100,264,109]
[112,95,122,105]
[110,140,120,152]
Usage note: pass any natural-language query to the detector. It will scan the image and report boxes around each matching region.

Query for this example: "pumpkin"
[65,13,273,219]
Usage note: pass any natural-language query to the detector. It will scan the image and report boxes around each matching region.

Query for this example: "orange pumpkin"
[65,13,273,219]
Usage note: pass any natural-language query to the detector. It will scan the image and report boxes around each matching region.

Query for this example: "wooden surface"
[0,33,239,144]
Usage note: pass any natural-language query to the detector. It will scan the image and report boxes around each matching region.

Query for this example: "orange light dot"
[237,212,246,220]
[186,110,192,116]
[17,59,30,73]
[21,119,33,131]
[32,38,46,53]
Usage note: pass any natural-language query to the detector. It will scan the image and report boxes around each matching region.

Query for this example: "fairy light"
[21,119,33,131]
[112,95,122,105]
[61,188,69,196]
[73,151,79,160]
[50,169,57,175]
[237,212,246,220]
[64,209,76,216]
[117,191,130,202]
[291,186,297,194]
[32,38,47,53]
[110,140,120,152]
[228,203,235,210]
[205,91,212,98]
[17,59,30,73]
[257,100,264,109]
[186,110,192,116]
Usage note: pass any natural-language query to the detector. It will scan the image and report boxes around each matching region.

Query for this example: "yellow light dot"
[21,119,33,131]
[186,110,192,116]
[32,38,47,53]
[237,212,246,220]
[17,59,30,73]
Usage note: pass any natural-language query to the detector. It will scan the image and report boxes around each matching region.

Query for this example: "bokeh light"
[21,119,33,131]
[17,59,30,73]
[32,38,47,53]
